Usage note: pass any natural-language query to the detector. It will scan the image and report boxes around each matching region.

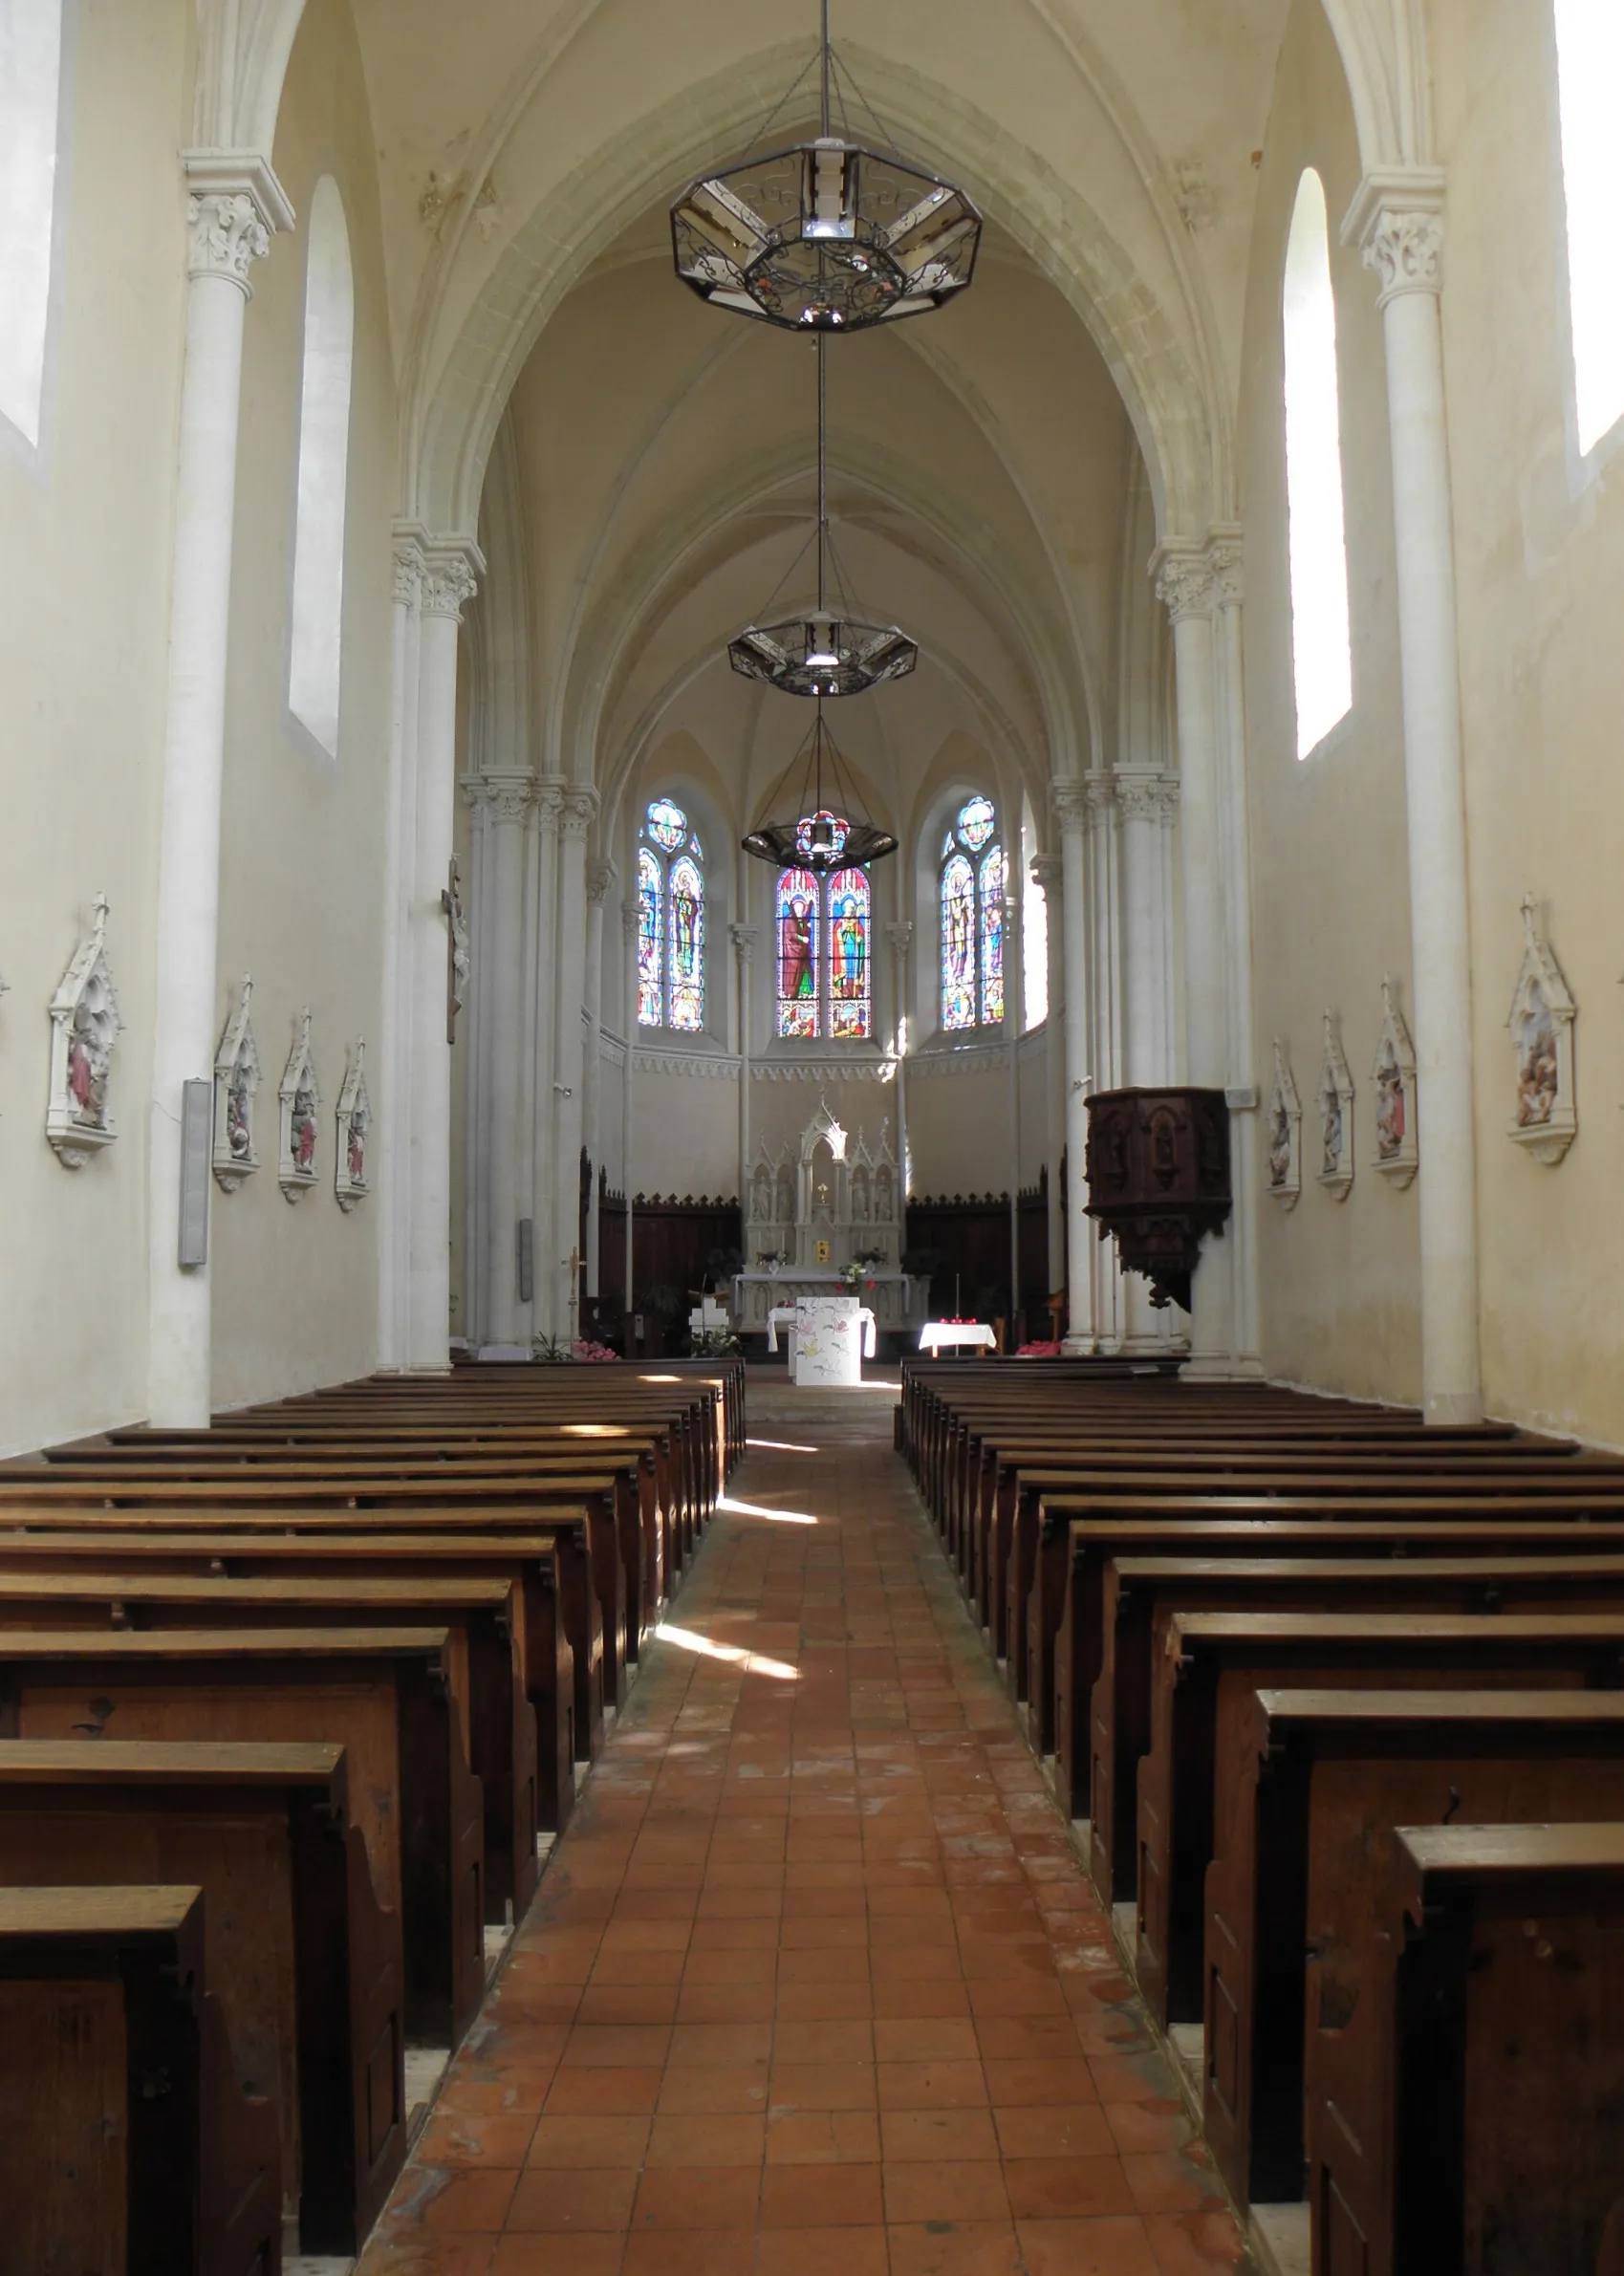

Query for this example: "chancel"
[6,1,1624,2270]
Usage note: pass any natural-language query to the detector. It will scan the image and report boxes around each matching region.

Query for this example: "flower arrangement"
[688,1326,742,1357]
[573,1338,621,1363]
[755,1247,787,1273]
[531,1334,621,1363]
[837,1261,877,1292]
[1016,1340,1063,1358]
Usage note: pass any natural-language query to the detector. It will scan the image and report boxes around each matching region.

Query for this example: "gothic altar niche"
[1317,1010,1354,1201]
[277,1009,320,1202]
[47,894,121,1168]
[1266,1036,1303,1209]
[737,1098,925,1337]
[1371,975,1418,1188]
[1507,894,1576,1165]
[212,977,260,1192]
[334,1041,371,1211]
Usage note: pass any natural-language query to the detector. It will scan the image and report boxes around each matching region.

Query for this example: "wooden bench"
[0,1883,280,2276]
[0,1462,635,1715]
[1203,1688,1624,2217]
[1042,1506,1624,1800]
[0,1568,546,1912]
[1381,1822,1624,2276]
[0,1626,484,2047]
[0,1739,404,2254]
[1129,1604,1624,2027]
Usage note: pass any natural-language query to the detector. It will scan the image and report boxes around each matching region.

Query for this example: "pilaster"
[1050,780,1096,1351]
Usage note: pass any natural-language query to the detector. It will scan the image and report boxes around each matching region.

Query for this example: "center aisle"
[358,1379,1245,2276]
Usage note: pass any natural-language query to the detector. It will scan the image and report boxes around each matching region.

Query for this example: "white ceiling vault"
[197,0,1433,837]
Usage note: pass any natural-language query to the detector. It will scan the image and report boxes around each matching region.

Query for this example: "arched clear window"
[0,0,65,449]
[826,867,872,1040]
[1553,1,1624,456]
[289,176,355,757]
[1282,169,1353,759]
[941,795,1004,1032]
[638,800,706,1030]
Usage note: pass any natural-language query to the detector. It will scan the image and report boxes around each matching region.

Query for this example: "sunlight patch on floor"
[716,1493,818,1525]
[653,1620,800,1680]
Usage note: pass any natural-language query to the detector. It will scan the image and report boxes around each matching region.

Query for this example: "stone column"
[527,784,564,1336]
[885,920,914,1203]
[407,541,480,1373]
[1345,172,1482,1425]
[730,922,758,1225]
[620,900,640,1313]
[460,777,492,1343]
[583,860,614,1299]
[1206,529,1262,1371]
[1153,544,1236,1373]
[147,154,292,1426]
[1083,777,1126,1353]
[465,774,532,1342]
[1051,781,1096,1352]
[552,789,597,1338]
[1114,771,1181,1352]
[1029,855,1067,1298]
[379,528,425,1370]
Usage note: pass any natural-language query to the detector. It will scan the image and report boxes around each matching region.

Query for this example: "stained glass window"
[942,854,976,1032]
[668,856,704,1031]
[637,846,662,1027]
[639,799,705,1030]
[979,842,1007,1026]
[827,867,872,1040]
[776,866,820,1038]
[940,796,1004,1032]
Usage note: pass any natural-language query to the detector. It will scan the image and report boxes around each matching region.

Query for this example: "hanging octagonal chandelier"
[728,335,918,699]
[742,701,899,870]
[671,0,981,334]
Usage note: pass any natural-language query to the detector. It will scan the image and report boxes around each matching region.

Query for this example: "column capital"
[1029,853,1063,895]
[729,922,760,963]
[533,779,566,837]
[462,771,535,825]
[1150,541,1214,623]
[587,859,617,905]
[420,536,485,622]
[1115,770,1180,826]
[182,150,292,294]
[1203,525,1245,608]
[391,521,425,610]
[1050,777,1093,835]
[560,785,600,840]
[884,920,914,958]
[620,899,643,942]
[1342,169,1446,309]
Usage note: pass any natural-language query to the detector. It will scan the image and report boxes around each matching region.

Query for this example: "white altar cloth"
[766,1304,876,1359]
[918,1321,997,1355]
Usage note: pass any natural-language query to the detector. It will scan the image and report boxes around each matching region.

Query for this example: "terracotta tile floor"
[357,1383,1246,2276]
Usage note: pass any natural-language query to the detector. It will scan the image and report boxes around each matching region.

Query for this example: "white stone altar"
[734,1100,930,1342]
[790,1296,863,1388]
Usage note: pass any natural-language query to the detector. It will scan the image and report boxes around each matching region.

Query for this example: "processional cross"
[442,856,470,1045]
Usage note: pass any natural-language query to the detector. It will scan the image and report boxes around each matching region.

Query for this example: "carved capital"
[1050,779,1093,837]
[621,899,643,942]
[1029,854,1062,896]
[1151,543,1213,623]
[533,781,566,839]
[463,772,535,826]
[729,922,760,964]
[587,859,617,905]
[186,189,272,291]
[1204,526,1245,608]
[560,786,599,840]
[884,921,915,959]
[1344,169,1446,308]
[1115,771,1180,826]
[420,547,480,620]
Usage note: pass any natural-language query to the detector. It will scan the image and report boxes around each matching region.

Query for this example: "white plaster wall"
[208,0,398,1407]
[1238,0,1419,1406]
[0,0,191,1455]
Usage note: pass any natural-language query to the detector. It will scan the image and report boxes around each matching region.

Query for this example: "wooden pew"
[0,1739,404,2255]
[0,1884,281,2276]
[1202,1688,1624,2217]
[1380,1823,1624,2276]
[0,1569,545,1913]
[0,1503,595,1770]
[1129,1603,1624,2028]
[0,1461,633,1716]
[1041,1505,1624,1804]
[0,1627,485,2048]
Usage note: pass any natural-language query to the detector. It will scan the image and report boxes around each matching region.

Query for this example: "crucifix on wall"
[442,856,470,1044]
